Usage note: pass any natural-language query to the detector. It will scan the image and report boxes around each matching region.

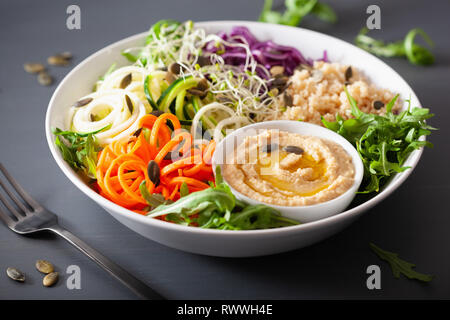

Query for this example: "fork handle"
[50,226,164,300]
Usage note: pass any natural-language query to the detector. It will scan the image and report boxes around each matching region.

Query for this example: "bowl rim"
[45,20,424,236]
[212,120,364,211]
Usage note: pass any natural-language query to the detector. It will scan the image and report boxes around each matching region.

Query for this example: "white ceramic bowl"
[212,120,364,223]
[45,21,424,257]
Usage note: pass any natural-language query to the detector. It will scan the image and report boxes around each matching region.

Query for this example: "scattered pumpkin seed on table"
[37,72,53,86]
[59,51,73,60]
[23,62,45,74]
[47,54,70,66]
[43,272,59,287]
[36,259,54,274]
[6,267,25,282]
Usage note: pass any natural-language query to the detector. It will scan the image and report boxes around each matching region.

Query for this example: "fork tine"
[0,207,15,227]
[0,163,42,210]
[0,191,22,220]
[0,178,29,214]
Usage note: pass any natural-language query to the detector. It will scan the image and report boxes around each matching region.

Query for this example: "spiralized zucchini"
[97,66,167,113]
[70,89,146,146]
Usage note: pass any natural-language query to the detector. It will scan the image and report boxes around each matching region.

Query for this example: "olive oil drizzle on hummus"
[248,149,330,198]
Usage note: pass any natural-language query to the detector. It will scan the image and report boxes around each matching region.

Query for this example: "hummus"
[222,130,355,206]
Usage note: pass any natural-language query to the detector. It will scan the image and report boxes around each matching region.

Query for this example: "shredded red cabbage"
[204,26,328,78]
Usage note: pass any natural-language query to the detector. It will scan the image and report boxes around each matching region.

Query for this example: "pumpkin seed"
[151,110,165,117]
[196,56,211,67]
[272,76,288,87]
[125,95,133,114]
[73,97,93,108]
[262,143,278,153]
[295,64,312,72]
[47,55,69,66]
[120,73,132,89]
[35,259,54,274]
[187,88,206,97]
[283,92,293,106]
[283,145,304,155]
[147,160,160,187]
[196,78,209,91]
[345,66,353,81]
[164,71,177,84]
[132,127,143,138]
[24,62,45,74]
[270,66,285,77]
[169,62,182,75]
[163,151,182,161]
[59,51,73,60]
[43,272,58,287]
[6,267,25,282]
[216,94,232,104]
[37,72,53,86]
[373,100,385,110]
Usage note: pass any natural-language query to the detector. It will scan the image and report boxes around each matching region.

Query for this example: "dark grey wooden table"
[0,0,448,299]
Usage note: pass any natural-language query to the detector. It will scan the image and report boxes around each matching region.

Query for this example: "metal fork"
[0,163,164,300]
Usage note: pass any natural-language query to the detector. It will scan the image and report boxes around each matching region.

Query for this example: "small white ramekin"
[212,120,364,223]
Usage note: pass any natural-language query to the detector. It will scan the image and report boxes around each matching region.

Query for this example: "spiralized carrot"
[95,113,216,211]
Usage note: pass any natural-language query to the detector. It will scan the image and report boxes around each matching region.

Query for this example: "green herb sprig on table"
[355,28,435,66]
[322,87,435,193]
[259,0,337,26]
[370,243,433,282]
[52,126,109,179]
[144,166,300,230]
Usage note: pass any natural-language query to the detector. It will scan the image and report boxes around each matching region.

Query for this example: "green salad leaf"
[259,0,337,26]
[53,126,109,179]
[370,243,433,282]
[146,19,181,44]
[139,181,173,208]
[145,166,300,230]
[355,28,434,66]
[322,87,435,193]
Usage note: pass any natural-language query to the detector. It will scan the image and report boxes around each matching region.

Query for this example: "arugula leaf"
[355,28,434,66]
[180,182,189,198]
[53,126,109,179]
[369,243,433,282]
[146,166,300,230]
[323,87,435,193]
[310,2,337,23]
[259,0,337,26]
[121,51,138,63]
[139,181,173,208]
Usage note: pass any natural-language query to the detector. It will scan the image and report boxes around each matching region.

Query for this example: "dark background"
[0,0,448,299]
